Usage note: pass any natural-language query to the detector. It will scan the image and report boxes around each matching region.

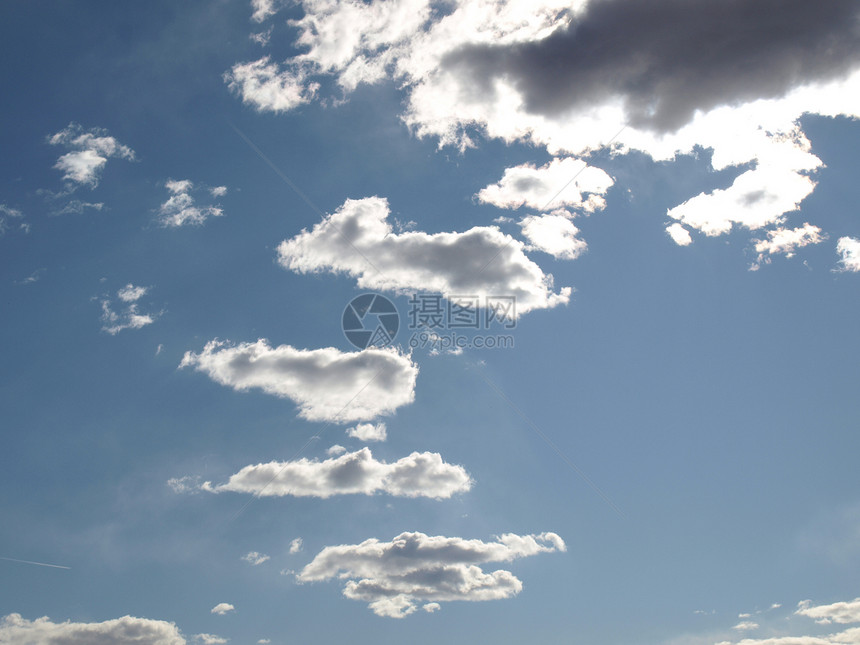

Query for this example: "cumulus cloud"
[179,339,418,423]
[346,422,387,442]
[733,621,760,631]
[666,222,693,246]
[210,604,234,616]
[750,223,826,270]
[797,599,860,625]
[0,613,185,645]
[225,57,318,113]
[835,237,860,273]
[326,444,347,456]
[234,0,860,261]
[48,123,135,188]
[158,179,225,227]
[277,196,570,314]
[289,538,303,554]
[477,157,613,213]
[519,212,587,260]
[101,284,160,335]
[0,204,27,236]
[298,531,566,618]
[200,447,471,499]
[242,551,270,566]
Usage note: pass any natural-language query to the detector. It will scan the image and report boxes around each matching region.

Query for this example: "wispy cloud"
[100,283,161,335]
[157,179,225,227]
[48,123,134,189]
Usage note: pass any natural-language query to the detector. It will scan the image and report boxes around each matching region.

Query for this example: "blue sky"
[2,1,860,644]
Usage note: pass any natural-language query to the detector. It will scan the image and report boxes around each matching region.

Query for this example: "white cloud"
[236,0,860,260]
[289,538,303,554]
[158,179,225,227]
[477,157,613,213]
[117,284,148,303]
[346,422,387,442]
[797,599,860,625]
[242,551,270,566]
[326,444,347,456]
[0,613,185,645]
[835,237,860,272]
[734,621,760,631]
[225,57,318,113]
[101,284,160,335]
[257,640,270,644]
[298,531,566,618]
[209,604,234,616]
[194,635,227,645]
[423,603,441,613]
[277,196,570,314]
[48,123,135,188]
[0,204,26,236]
[666,222,693,246]
[250,28,272,46]
[250,0,287,23]
[201,447,471,499]
[179,339,418,423]
[519,211,587,260]
[750,223,826,270]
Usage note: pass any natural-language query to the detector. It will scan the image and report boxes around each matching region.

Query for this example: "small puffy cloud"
[298,531,566,618]
[201,447,471,499]
[0,613,185,645]
[750,223,826,270]
[179,340,418,423]
[797,598,860,625]
[326,445,347,456]
[277,197,570,314]
[242,552,270,566]
[225,57,318,113]
[257,640,270,644]
[101,284,160,335]
[423,603,441,613]
[733,621,760,631]
[250,0,286,23]
[0,204,27,236]
[835,237,860,272]
[519,212,587,260]
[477,157,613,213]
[194,635,226,645]
[209,604,234,616]
[158,180,225,227]
[289,538,303,554]
[346,422,387,442]
[666,222,693,246]
[48,123,134,189]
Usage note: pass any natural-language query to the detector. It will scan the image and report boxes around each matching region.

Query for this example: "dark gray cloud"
[443,0,860,132]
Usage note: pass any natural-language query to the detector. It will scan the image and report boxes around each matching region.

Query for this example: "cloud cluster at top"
[277,196,570,313]
[298,531,566,618]
[180,339,418,423]
[48,123,135,189]
[232,0,860,265]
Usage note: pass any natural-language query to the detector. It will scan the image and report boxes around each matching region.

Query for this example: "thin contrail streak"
[0,556,71,570]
